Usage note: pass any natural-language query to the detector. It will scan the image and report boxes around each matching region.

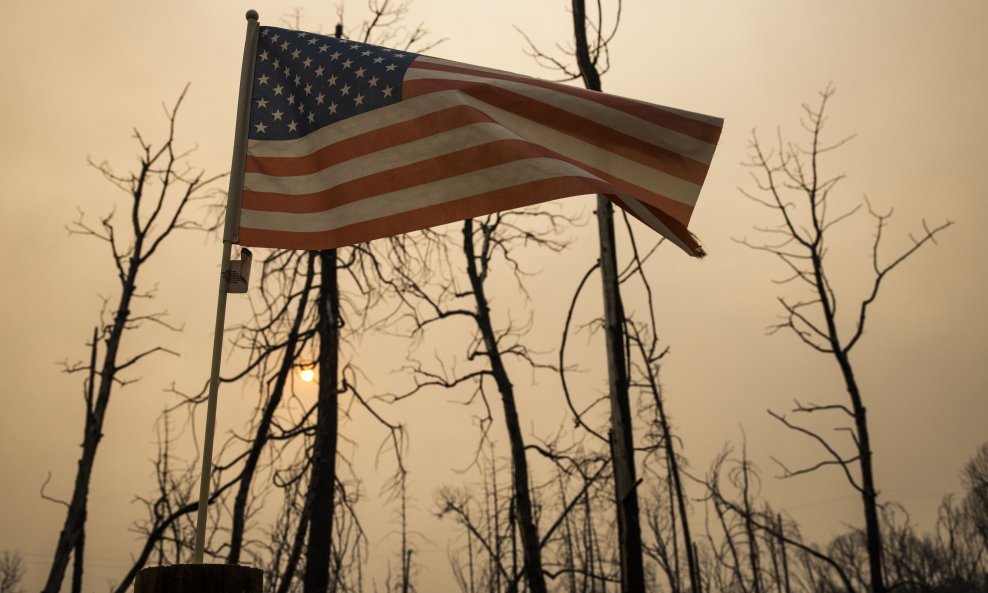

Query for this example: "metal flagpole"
[192,9,260,564]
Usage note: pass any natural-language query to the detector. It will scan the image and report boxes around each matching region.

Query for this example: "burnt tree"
[41,86,221,593]
[739,85,952,593]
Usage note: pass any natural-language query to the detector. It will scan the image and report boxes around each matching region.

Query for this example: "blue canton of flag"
[249,27,419,141]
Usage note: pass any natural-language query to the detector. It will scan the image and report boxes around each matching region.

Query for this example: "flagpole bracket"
[222,247,253,294]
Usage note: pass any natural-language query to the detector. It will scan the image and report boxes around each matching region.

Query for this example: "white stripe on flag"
[415,56,724,128]
[241,157,599,233]
[414,56,524,78]
[438,92,703,206]
[405,64,718,164]
[245,122,519,194]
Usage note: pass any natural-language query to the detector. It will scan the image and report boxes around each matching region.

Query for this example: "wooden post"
[135,565,262,593]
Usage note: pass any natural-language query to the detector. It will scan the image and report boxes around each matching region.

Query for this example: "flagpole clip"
[222,247,253,293]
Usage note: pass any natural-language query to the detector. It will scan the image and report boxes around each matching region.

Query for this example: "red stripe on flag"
[409,59,723,144]
[239,176,618,250]
[246,105,498,177]
[245,139,548,212]
[245,137,695,226]
[403,78,712,186]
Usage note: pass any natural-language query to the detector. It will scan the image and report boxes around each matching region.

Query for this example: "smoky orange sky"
[0,1,985,592]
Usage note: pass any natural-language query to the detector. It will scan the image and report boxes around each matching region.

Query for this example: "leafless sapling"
[962,442,988,549]
[0,551,25,593]
[700,446,857,593]
[110,409,244,593]
[41,86,223,593]
[738,85,953,593]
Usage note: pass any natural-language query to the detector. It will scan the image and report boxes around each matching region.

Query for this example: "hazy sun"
[300,369,315,383]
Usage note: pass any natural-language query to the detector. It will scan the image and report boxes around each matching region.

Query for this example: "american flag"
[237,26,723,256]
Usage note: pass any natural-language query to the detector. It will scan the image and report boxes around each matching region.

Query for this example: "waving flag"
[235,26,723,256]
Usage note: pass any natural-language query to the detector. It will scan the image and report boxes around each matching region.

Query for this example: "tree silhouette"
[739,85,953,593]
[41,86,222,593]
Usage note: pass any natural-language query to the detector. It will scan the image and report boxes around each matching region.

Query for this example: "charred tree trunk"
[653,388,700,592]
[228,255,315,564]
[740,451,763,593]
[776,514,791,593]
[811,242,885,593]
[596,196,646,593]
[44,268,138,593]
[570,1,646,590]
[43,88,212,593]
[304,249,340,593]
[275,485,315,593]
[71,511,85,593]
[836,353,885,593]
[463,219,547,593]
